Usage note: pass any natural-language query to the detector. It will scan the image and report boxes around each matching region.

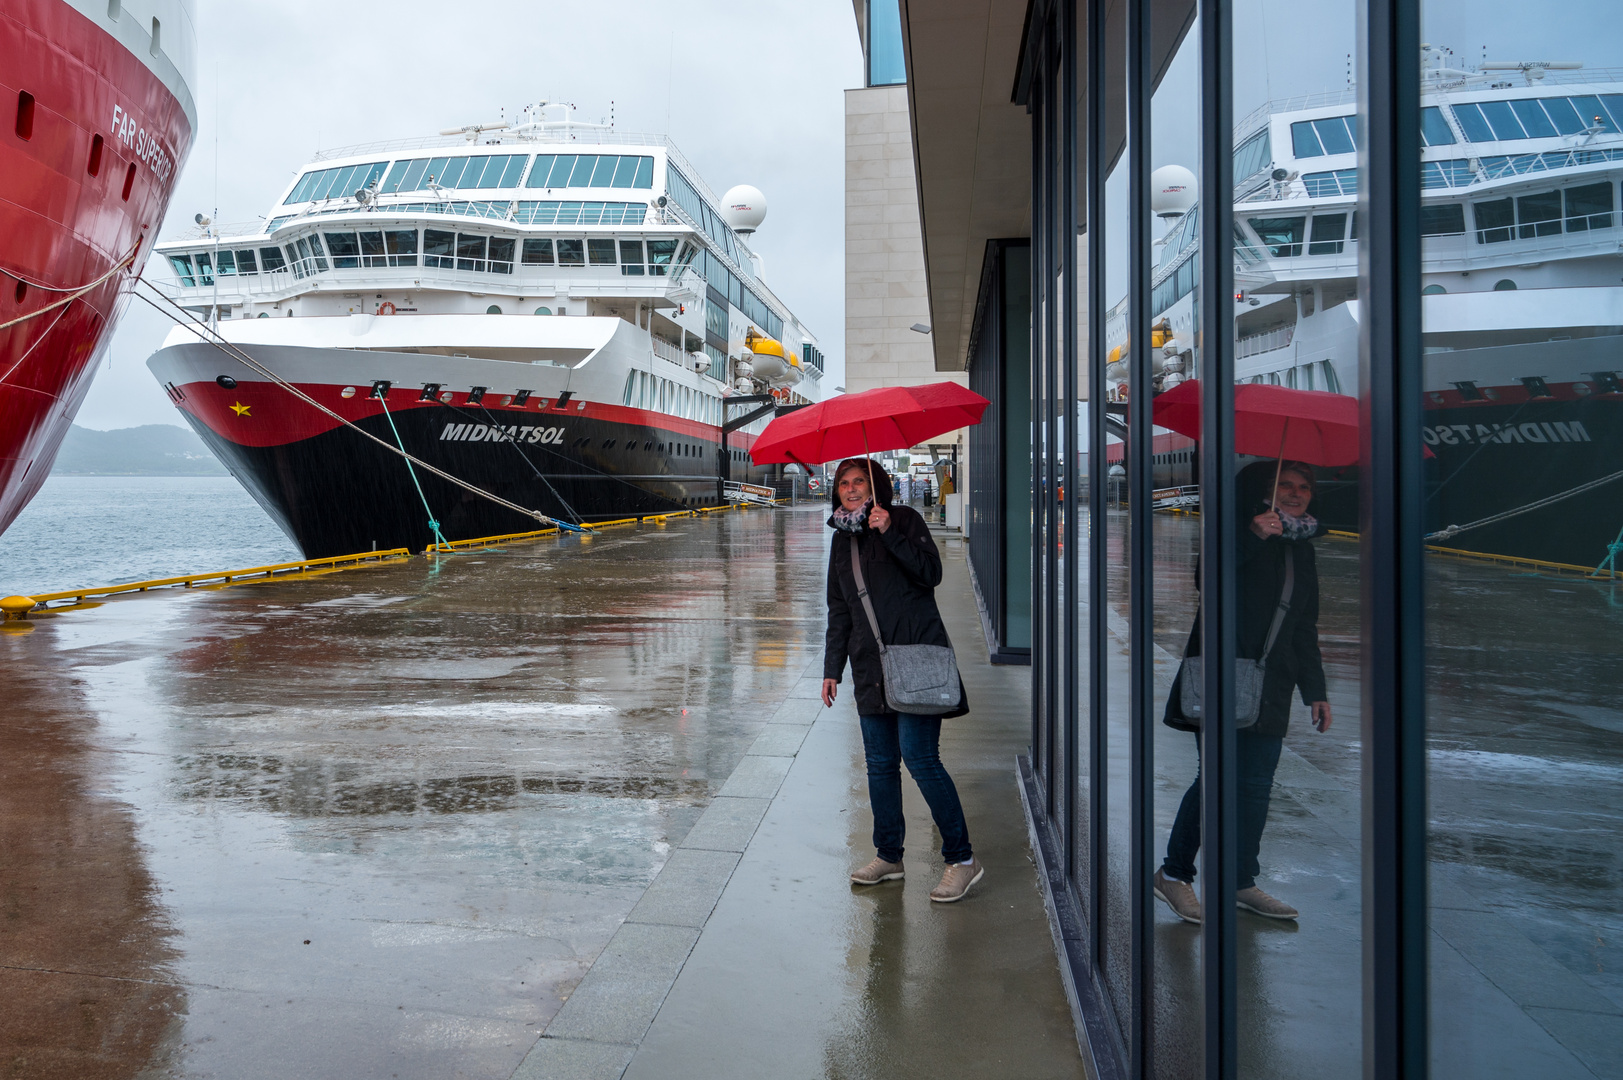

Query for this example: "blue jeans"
[859,712,973,865]
[1162,731,1284,890]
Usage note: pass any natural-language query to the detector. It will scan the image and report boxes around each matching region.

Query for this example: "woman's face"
[1273,470,1314,515]
[837,468,871,510]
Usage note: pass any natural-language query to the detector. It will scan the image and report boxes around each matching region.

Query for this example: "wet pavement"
[0,505,1084,1079]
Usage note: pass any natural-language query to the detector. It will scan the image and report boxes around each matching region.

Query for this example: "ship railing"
[1236,324,1295,359]
[651,335,691,368]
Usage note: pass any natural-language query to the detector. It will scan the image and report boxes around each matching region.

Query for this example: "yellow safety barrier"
[18,548,413,611]
[423,507,741,555]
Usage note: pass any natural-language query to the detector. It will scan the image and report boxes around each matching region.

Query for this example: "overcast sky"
[78,0,863,430]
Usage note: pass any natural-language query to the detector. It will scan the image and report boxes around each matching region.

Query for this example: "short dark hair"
[831,457,894,510]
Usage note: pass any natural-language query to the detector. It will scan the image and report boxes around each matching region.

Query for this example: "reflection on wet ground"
[1,508,825,1079]
[1117,510,1623,1079]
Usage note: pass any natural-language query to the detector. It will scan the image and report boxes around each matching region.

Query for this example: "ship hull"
[149,340,777,557]
[0,0,194,533]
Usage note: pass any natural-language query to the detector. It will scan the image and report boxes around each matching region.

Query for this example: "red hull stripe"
[174,380,760,450]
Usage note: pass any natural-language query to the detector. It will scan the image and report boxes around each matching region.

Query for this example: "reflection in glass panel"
[487,236,514,274]
[258,247,286,273]
[423,229,454,268]
[522,238,554,265]
[438,157,468,188]
[527,155,555,188]
[323,232,359,268]
[422,157,450,187]
[587,238,616,265]
[455,233,487,271]
[633,157,654,187]
[1424,18,1623,1078]
[381,159,410,193]
[556,238,584,266]
[384,229,416,266]
[454,156,491,189]
[234,249,257,274]
[358,232,385,268]
[569,155,598,186]
[399,158,429,192]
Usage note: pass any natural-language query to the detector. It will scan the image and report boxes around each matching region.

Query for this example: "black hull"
[184,405,777,558]
[1142,397,1621,569]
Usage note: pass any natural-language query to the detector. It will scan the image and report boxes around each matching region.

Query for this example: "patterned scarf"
[830,500,872,533]
[1278,508,1319,540]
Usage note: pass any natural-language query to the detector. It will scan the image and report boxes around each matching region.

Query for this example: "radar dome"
[1150,165,1198,219]
[722,185,767,235]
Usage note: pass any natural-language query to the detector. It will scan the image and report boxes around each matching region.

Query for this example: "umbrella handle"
[1270,419,1290,515]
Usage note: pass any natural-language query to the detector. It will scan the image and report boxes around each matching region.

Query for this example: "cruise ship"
[146,103,824,557]
[0,0,196,534]
[1113,46,1623,570]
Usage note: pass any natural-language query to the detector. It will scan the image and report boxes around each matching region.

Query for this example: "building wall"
[844,83,968,488]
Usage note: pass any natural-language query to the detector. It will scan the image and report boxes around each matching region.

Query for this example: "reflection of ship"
[0,0,196,534]
[145,103,825,557]
[1111,47,1623,568]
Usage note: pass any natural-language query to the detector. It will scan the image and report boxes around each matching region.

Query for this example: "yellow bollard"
[1,595,36,621]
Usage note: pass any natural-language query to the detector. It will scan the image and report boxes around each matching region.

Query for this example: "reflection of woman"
[1154,460,1332,923]
[820,458,981,903]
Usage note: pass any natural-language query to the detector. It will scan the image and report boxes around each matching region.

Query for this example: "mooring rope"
[1425,466,1623,541]
[0,247,140,333]
[133,282,576,535]
[376,393,450,550]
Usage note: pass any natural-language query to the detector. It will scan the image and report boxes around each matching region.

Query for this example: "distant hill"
[51,424,228,476]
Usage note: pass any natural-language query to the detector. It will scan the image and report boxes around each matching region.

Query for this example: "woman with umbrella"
[820,458,982,903]
[1153,459,1333,924]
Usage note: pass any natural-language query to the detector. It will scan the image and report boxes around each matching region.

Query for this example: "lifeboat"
[743,329,802,386]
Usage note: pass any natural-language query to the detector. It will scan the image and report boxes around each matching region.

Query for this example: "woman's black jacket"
[1165,526,1328,738]
[824,504,968,718]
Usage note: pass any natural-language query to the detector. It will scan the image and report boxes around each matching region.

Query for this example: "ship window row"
[1151,253,1200,316]
[165,232,695,284]
[1473,180,1615,243]
[1157,206,1200,271]
[1291,97,1623,163]
[622,370,724,424]
[513,201,648,225]
[285,153,656,205]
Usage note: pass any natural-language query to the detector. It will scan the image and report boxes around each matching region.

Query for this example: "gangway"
[724,481,779,507]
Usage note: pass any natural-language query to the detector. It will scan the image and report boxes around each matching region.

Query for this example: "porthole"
[1493,279,1517,291]
[486,304,503,314]
[1422,284,1446,295]
[533,306,551,316]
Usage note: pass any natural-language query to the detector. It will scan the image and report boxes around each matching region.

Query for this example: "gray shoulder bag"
[1178,547,1294,729]
[850,540,961,715]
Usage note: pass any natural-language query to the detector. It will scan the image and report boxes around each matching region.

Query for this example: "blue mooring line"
[375,394,450,552]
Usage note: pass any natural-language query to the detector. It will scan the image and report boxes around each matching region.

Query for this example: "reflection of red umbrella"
[750,383,990,465]
[1151,379,1360,467]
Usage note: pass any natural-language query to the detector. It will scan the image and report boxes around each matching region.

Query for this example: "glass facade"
[866,0,906,87]
[993,1,1623,1078]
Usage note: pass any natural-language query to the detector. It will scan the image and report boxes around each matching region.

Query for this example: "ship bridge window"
[587,238,617,266]
[358,231,386,267]
[525,154,655,190]
[1419,204,1466,236]
[1420,106,1456,146]
[1511,99,1559,138]
[424,229,455,268]
[167,254,195,286]
[385,229,417,266]
[193,251,214,285]
[1565,182,1614,231]
[216,251,237,275]
[1290,115,1357,159]
[1233,130,1271,185]
[456,233,488,272]
[648,239,677,276]
[488,236,515,274]
[234,249,258,274]
[522,238,554,265]
[513,201,648,225]
[1474,197,1515,244]
[1516,190,1562,238]
[285,161,388,205]
[557,239,585,266]
[1308,212,1347,255]
[1303,168,1359,197]
[1247,216,1306,258]
[620,240,645,275]
[259,247,287,273]
[325,232,362,269]
[1568,95,1620,134]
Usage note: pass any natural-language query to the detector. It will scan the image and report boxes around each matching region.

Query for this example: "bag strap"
[1259,546,1296,660]
[849,539,888,654]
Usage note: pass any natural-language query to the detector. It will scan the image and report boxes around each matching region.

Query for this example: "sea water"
[0,475,299,597]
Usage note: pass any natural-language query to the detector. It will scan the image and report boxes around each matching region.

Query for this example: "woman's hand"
[822,678,839,707]
[1250,510,1283,539]
[1310,701,1332,732]
[868,504,891,534]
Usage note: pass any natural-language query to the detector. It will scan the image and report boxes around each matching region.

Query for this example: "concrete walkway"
[513,529,1084,1080]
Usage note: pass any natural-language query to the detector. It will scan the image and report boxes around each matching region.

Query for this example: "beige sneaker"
[850,857,905,886]
[929,859,984,903]
[1154,868,1203,924]
[1236,886,1299,920]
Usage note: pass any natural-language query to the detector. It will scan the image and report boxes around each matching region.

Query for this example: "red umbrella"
[750,383,990,465]
[1151,379,1359,467]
